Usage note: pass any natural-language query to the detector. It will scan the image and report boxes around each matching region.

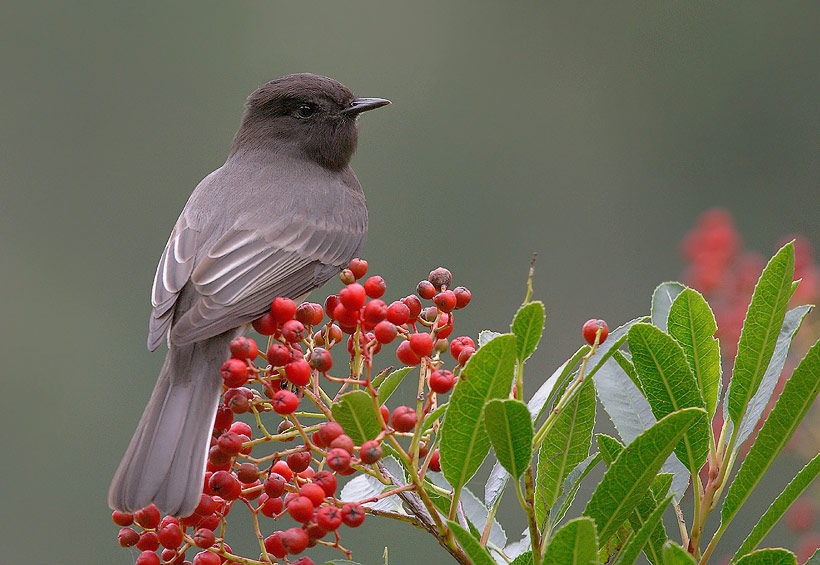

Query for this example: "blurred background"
[1,2,819,563]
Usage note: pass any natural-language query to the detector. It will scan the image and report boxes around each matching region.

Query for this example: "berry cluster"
[113,260,476,564]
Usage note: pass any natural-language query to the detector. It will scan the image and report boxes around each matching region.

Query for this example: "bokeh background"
[2,2,819,563]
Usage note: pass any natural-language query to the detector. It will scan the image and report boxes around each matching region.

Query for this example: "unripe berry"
[396,340,421,366]
[373,320,398,344]
[359,440,382,464]
[285,359,311,386]
[409,332,433,357]
[339,283,366,310]
[339,268,356,285]
[433,290,457,313]
[312,470,337,497]
[281,527,309,554]
[327,447,352,472]
[453,286,472,309]
[416,280,436,299]
[287,496,315,523]
[281,319,306,343]
[363,275,386,298]
[267,342,291,367]
[582,319,609,345]
[308,347,333,372]
[428,267,452,290]
[252,311,278,335]
[430,370,456,394]
[271,297,297,323]
[341,502,366,527]
[348,258,368,279]
[272,389,299,414]
[391,406,417,432]
[429,449,441,472]
[230,336,259,360]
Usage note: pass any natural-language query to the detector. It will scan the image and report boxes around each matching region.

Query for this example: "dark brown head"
[230,73,389,170]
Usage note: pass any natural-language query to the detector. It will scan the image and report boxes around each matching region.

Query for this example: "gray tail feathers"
[108,334,233,517]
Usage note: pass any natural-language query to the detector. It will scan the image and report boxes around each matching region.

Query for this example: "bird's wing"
[165,206,366,347]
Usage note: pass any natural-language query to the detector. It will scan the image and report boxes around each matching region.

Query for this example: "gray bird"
[108,73,389,517]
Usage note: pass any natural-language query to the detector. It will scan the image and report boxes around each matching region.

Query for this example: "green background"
[1,2,818,563]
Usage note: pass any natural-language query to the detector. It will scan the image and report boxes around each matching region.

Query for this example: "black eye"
[295,104,316,118]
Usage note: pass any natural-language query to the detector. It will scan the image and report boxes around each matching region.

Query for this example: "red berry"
[416,280,436,299]
[213,404,233,430]
[252,311,278,335]
[341,502,366,527]
[287,450,312,473]
[363,276,386,298]
[409,332,433,357]
[299,483,326,507]
[348,258,368,279]
[433,290,457,313]
[285,359,311,386]
[112,510,134,527]
[194,494,219,516]
[160,515,180,529]
[386,301,410,325]
[192,551,221,565]
[118,527,140,547]
[359,440,382,464]
[429,449,441,472]
[272,460,293,481]
[329,434,354,455]
[450,336,475,360]
[281,527,309,554]
[402,295,422,321]
[333,303,360,327]
[396,340,421,366]
[582,319,609,345]
[458,346,475,366]
[230,336,259,360]
[160,549,183,565]
[312,470,337,497]
[373,321,398,344]
[237,462,259,484]
[324,294,341,318]
[363,299,387,324]
[137,531,160,551]
[318,422,344,445]
[158,524,183,549]
[208,471,241,500]
[316,505,343,531]
[264,531,287,558]
[308,347,333,372]
[434,312,453,339]
[391,406,417,432]
[287,496,314,523]
[135,504,161,529]
[271,297,297,322]
[193,528,215,549]
[258,493,284,518]
[295,302,324,326]
[267,342,291,366]
[135,551,161,565]
[453,286,472,309]
[229,421,253,437]
[339,283,366,310]
[281,319,306,343]
[292,557,316,565]
[217,431,243,455]
[209,444,232,466]
[379,404,390,424]
[430,370,456,394]
[272,389,299,414]
[264,473,287,497]
[327,448,352,472]
[224,388,250,414]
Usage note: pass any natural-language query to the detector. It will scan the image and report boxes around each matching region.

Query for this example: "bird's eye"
[295,104,316,118]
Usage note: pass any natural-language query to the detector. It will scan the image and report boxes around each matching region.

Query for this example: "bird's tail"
[108,333,234,517]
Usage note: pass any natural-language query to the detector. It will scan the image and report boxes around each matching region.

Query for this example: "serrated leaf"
[512,300,546,362]
[668,288,722,417]
[583,407,706,545]
[734,548,797,565]
[733,453,820,561]
[331,390,382,444]
[721,340,820,529]
[628,323,709,474]
[614,350,644,393]
[597,433,624,465]
[376,366,413,405]
[651,282,686,332]
[728,242,796,425]
[731,305,813,450]
[615,494,673,565]
[448,520,496,565]
[535,378,595,526]
[485,399,533,479]
[510,552,533,565]
[662,542,696,564]
[542,517,598,565]
[505,529,531,561]
[440,334,518,491]
[549,453,602,530]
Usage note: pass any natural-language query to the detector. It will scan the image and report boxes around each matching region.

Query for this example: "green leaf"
[330,390,381,444]
[615,494,673,565]
[734,548,797,565]
[733,452,820,561]
[732,305,813,449]
[376,366,413,405]
[447,520,496,565]
[614,349,645,393]
[549,453,602,530]
[485,399,533,479]
[535,378,595,526]
[721,340,820,528]
[651,281,686,332]
[511,300,546,362]
[596,433,624,465]
[662,542,696,564]
[510,552,534,565]
[420,402,448,436]
[542,517,598,565]
[439,334,518,491]
[582,407,706,545]
[728,242,796,425]
[530,345,590,424]
[668,288,722,417]
[628,323,709,474]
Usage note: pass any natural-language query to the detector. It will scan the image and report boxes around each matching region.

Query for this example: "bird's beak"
[342,97,391,115]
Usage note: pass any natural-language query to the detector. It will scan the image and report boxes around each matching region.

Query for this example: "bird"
[108,73,390,517]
